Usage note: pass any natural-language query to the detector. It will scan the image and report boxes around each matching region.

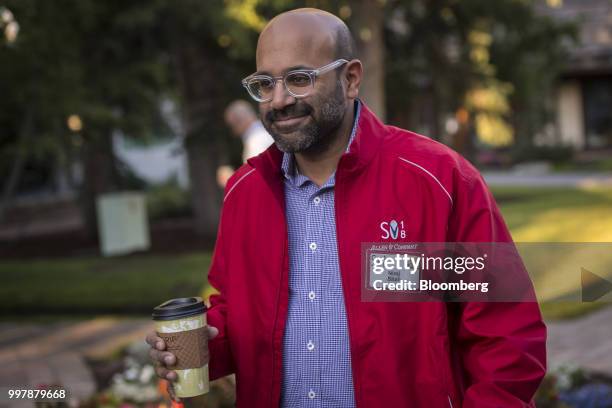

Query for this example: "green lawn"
[1,186,611,320]
[492,186,612,242]
[493,186,612,320]
[0,252,211,316]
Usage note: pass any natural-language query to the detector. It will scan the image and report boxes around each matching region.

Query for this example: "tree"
[0,1,87,223]
[384,0,575,158]
[349,0,386,120]
[157,0,262,238]
[0,0,266,239]
[1,0,170,236]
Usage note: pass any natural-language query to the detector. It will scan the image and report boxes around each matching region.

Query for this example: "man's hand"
[145,326,219,401]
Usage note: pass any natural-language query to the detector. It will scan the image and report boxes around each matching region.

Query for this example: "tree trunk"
[351,0,386,121]
[174,43,224,239]
[0,109,33,223]
[80,129,120,240]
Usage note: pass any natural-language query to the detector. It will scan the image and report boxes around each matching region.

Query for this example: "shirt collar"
[281,99,362,188]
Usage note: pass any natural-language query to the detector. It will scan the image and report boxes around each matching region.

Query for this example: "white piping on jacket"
[223,168,256,202]
[398,157,453,206]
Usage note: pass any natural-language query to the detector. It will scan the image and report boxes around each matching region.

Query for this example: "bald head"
[224,100,257,137]
[257,8,356,68]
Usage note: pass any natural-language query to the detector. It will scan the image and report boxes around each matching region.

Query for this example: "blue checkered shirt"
[280,101,361,407]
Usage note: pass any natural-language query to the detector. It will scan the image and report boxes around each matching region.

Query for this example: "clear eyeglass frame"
[241,59,349,103]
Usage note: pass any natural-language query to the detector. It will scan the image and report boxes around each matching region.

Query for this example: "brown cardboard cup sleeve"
[157,326,208,370]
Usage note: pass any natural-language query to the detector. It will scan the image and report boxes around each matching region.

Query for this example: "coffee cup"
[152,297,209,398]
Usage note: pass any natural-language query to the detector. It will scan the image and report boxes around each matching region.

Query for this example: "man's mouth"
[272,114,308,129]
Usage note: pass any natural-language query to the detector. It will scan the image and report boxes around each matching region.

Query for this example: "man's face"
[256,22,348,153]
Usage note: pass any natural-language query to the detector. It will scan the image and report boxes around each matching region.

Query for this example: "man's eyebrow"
[253,65,314,76]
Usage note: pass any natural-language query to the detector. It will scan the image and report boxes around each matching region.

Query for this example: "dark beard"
[262,81,346,154]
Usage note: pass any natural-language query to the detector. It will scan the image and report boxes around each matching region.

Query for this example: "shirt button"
[308,291,316,301]
[309,242,317,251]
[307,340,315,351]
[313,196,321,205]
[308,390,316,399]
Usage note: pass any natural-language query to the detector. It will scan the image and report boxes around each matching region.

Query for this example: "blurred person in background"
[217,100,273,188]
[148,7,546,407]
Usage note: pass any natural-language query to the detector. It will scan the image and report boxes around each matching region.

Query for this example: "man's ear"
[345,59,363,99]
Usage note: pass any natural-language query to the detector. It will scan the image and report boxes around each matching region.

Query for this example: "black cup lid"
[152,297,207,321]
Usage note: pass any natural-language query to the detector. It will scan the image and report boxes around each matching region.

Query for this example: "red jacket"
[206,103,547,407]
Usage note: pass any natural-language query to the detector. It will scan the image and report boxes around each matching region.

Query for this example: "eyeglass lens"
[248,72,313,101]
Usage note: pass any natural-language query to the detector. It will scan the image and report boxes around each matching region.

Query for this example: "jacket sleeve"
[206,199,236,380]
[446,166,547,408]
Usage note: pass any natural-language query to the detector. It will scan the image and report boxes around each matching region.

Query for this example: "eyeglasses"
[241,59,348,103]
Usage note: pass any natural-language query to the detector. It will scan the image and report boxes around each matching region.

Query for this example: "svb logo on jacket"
[380,219,406,240]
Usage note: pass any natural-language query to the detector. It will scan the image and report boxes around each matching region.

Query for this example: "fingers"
[146,331,175,366]
[156,365,178,382]
[146,331,178,382]
[145,331,165,351]
[147,327,217,387]
[150,351,178,382]
[207,325,219,339]
[149,348,177,365]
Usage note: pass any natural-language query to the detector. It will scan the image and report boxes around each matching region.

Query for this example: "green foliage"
[0,0,172,199]
[554,157,612,172]
[511,145,575,164]
[146,180,191,220]
[384,0,576,144]
[0,0,272,186]
[487,3,577,150]
[0,0,169,135]
[1,0,578,176]
[534,374,570,408]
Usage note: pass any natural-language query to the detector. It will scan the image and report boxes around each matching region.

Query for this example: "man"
[225,99,274,163]
[217,100,274,187]
[147,8,546,407]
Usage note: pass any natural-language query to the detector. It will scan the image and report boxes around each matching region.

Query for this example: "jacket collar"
[247,100,385,184]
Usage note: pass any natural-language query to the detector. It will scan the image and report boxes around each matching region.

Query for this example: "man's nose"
[270,79,295,111]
